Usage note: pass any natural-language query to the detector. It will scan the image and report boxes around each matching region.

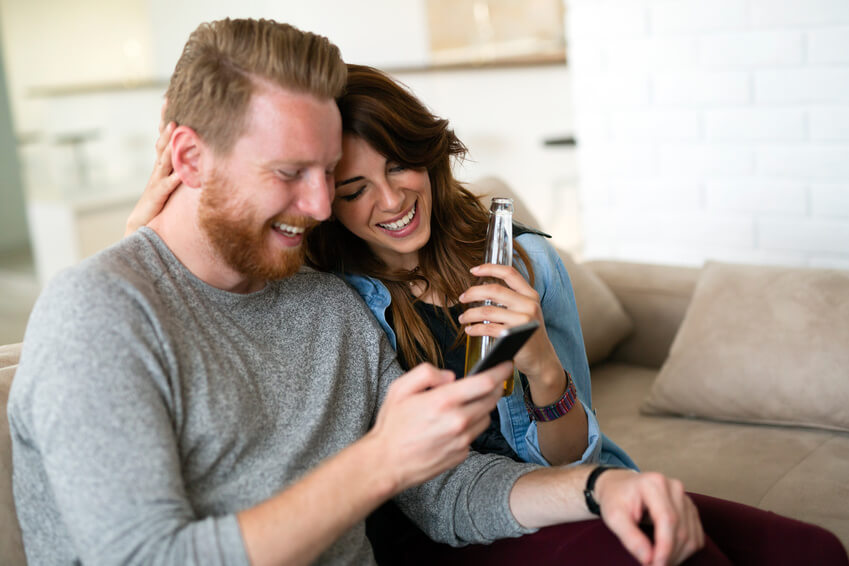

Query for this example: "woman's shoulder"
[337,271,391,304]
[515,227,557,258]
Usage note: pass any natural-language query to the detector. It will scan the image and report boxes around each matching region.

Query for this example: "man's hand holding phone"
[368,361,510,492]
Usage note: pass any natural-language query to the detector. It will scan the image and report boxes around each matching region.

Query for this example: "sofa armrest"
[1,343,26,566]
[586,261,700,369]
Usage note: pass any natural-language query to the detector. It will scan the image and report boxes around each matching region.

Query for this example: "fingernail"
[470,266,481,273]
[458,293,466,301]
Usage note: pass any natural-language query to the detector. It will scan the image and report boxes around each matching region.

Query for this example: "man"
[8,19,702,565]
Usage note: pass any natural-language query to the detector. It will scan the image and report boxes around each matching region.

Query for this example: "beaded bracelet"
[524,371,578,422]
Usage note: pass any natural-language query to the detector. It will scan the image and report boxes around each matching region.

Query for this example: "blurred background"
[1,0,848,343]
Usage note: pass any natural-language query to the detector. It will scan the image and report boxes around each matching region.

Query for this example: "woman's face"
[332,134,432,270]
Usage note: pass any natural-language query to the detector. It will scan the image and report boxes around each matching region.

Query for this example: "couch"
[2,181,848,564]
[584,259,849,554]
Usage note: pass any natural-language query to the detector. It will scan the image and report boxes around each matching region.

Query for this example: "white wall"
[148,0,430,78]
[567,0,849,269]
[0,0,154,134]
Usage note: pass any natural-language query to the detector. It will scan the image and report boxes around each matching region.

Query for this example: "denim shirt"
[341,233,637,470]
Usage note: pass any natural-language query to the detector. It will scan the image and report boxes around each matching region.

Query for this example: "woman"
[128,66,848,566]
[307,64,633,471]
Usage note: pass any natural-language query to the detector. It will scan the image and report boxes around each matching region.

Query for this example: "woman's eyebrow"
[335,175,364,188]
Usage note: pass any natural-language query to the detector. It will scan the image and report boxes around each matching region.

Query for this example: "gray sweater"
[8,228,536,565]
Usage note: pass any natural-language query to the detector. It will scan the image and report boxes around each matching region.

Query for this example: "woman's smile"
[376,201,419,235]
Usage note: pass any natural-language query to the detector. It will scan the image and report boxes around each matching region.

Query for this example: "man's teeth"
[378,204,416,231]
[272,222,306,236]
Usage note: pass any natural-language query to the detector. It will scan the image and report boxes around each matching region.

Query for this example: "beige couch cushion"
[470,177,633,365]
[560,253,633,365]
[642,262,849,432]
[1,343,26,566]
[592,361,849,551]
[588,261,698,369]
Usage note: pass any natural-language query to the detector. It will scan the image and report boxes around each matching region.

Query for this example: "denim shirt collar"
[339,272,397,348]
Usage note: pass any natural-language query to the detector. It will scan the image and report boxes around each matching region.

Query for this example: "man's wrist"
[357,430,402,500]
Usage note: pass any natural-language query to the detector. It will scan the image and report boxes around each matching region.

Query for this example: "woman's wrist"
[525,359,568,406]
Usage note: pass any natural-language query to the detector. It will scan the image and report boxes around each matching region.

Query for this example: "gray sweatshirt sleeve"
[394,452,540,545]
[10,269,249,566]
[369,337,541,546]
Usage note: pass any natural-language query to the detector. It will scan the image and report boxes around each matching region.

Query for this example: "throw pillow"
[558,251,634,366]
[642,261,849,432]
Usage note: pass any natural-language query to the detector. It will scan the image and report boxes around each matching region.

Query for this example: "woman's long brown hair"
[306,64,534,370]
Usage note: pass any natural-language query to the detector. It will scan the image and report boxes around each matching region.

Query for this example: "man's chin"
[245,248,305,281]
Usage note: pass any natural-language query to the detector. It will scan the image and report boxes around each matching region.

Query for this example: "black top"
[402,301,522,462]
[366,223,547,563]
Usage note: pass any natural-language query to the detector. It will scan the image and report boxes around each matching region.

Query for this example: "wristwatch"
[584,465,618,517]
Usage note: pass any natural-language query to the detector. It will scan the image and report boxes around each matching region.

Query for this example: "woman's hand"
[458,264,563,398]
[459,263,589,465]
[124,120,181,237]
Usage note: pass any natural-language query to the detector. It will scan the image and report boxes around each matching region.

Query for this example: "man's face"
[197,85,342,282]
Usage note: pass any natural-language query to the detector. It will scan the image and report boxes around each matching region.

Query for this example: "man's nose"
[298,172,333,221]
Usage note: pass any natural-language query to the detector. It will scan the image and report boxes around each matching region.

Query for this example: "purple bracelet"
[524,372,578,422]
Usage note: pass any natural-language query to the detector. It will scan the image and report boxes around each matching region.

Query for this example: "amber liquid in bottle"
[463,197,516,396]
[464,335,517,396]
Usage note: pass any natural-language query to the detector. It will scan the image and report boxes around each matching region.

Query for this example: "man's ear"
[171,125,205,189]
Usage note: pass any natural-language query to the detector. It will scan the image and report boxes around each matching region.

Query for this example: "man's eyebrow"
[335,176,364,188]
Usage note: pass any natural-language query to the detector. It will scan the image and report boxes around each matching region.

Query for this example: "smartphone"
[466,320,540,376]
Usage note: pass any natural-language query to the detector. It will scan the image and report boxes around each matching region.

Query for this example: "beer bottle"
[463,197,517,395]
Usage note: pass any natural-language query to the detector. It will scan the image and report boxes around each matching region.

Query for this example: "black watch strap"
[584,466,618,517]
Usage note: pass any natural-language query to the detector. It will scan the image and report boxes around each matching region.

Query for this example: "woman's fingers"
[460,306,525,334]
[470,264,538,298]
[459,283,538,320]
[154,122,176,168]
[124,122,181,236]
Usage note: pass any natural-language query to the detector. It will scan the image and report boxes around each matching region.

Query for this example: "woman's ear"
[170,125,204,189]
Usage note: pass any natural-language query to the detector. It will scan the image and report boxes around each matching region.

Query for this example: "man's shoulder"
[280,269,382,329]
[285,268,362,299]
[38,233,161,317]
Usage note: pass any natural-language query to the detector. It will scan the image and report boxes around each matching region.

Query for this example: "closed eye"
[338,185,366,202]
[278,169,301,180]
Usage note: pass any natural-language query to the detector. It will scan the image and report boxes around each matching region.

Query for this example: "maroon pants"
[371,493,848,565]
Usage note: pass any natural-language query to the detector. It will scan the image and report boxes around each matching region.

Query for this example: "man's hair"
[164,18,347,154]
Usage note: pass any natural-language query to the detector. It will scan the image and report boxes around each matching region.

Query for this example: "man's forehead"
[233,84,342,162]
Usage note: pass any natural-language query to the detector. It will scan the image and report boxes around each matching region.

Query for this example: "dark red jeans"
[369,493,848,565]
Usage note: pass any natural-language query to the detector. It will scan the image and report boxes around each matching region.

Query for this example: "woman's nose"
[376,180,403,212]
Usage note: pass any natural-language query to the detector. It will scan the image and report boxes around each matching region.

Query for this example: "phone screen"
[467,320,540,375]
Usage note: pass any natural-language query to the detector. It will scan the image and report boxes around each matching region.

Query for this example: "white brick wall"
[567,0,849,268]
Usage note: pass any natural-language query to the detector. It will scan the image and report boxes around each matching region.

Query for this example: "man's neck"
[147,186,267,294]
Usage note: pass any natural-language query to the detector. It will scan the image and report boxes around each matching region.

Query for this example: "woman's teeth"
[272,222,306,236]
[378,204,416,232]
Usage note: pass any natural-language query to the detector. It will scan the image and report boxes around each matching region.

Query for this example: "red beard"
[198,171,316,281]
